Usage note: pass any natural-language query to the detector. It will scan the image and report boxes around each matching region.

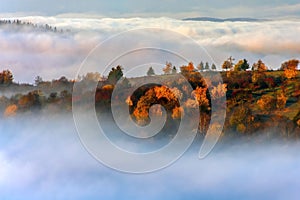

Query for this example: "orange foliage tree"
[180,62,195,74]
[171,106,184,119]
[0,70,13,85]
[133,86,179,123]
[192,87,209,109]
[281,59,299,79]
[252,59,268,71]
[163,62,172,74]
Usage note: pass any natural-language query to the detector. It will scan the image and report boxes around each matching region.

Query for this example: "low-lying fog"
[1,113,300,199]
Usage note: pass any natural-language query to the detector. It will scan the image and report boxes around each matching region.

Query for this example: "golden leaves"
[192,87,209,107]
[172,106,184,119]
[284,69,298,79]
[210,83,227,100]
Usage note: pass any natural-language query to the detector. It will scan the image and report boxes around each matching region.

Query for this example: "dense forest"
[1,57,300,139]
[0,19,70,33]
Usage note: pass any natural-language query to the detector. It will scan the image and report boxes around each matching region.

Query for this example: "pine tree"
[211,63,217,70]
[197,61,204,71]
[147,67,155,76]
[205,62,210,70]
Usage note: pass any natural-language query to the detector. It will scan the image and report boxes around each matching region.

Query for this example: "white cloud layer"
[1,114,300,199]
[0,16,299,83]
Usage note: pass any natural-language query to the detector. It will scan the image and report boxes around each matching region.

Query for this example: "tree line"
[0,19,70,33]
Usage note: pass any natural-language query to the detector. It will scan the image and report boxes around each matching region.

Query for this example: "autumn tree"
[180,62,195,74]
[197,62,204,71]
[234,60,243,71]
[210,83,227,100]
[234,59,249,71]
[0,70,13,85]
[163,62,172,74]
[251,60,268,88]
[280,59,299,70]
[284,69,298,79]
[222,60,232,71]
[222,56,235,71]
[147,67,155,76]
[276,90,287,110]
[229,105,253,133]
[133,86,179,124]
[257,94,276,113]
[187,62,195,72]
[192,87,209,111]
[252,59,268,71]
[172,106,184,119]
[281,59,299,79]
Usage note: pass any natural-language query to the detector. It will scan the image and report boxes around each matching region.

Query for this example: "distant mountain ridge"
[182,17,267,22]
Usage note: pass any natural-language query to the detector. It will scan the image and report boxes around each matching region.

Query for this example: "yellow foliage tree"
[133,86,179,123]
[211,83,227,100]
[172,106,184,119]
[192,87,209,108]
[163,62,172,74]
[281,59,299,79]
[252,59,268,71]
[180,62,195,74]
[284,69,298,79]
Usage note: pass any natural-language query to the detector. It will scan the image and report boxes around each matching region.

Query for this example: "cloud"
[1,114,300,199]
[0,16,299,83]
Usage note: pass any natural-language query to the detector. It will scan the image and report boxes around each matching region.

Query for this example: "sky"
[1,0,300,19]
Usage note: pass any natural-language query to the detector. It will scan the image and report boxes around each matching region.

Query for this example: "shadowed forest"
[1,58,299,139]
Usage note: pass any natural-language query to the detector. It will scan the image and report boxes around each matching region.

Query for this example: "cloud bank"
[1,114,300,199]
[0,16,299,83]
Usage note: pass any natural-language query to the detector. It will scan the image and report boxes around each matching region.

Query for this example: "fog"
[1,113,300,199]
[0,16,300,83]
